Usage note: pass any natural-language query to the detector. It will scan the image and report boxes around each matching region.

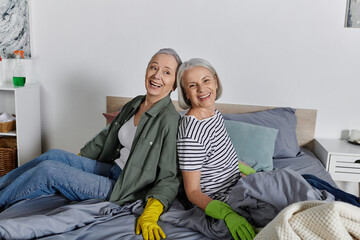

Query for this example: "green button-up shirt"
[80,95,180,210]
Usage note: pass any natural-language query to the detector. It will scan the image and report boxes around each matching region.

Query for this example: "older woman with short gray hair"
[176,58,256,240]
[176,58,222,109]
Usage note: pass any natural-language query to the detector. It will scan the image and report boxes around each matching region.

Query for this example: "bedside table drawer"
[328,154,360,182]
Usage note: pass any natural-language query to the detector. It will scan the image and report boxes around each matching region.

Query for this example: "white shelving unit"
[0,84,41,166]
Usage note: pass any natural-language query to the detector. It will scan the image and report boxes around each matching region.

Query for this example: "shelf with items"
[0,87,16,138]
[0,84,41,167]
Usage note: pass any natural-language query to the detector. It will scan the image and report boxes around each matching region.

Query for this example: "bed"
[0,96,359,240]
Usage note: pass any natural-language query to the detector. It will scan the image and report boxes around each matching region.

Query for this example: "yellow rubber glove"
[136,198,166,240]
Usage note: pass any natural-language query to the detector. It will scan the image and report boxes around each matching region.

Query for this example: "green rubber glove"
[238,162,256,176]
[205,200,256,240]
[136,198,166,240]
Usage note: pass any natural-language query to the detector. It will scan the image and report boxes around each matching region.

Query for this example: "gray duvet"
[0,150,336,240]
[162,168,334,239]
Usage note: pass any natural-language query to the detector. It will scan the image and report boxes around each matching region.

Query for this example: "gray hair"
[148,48,182,90]
[151,48,182,67]
[177,58,223,109]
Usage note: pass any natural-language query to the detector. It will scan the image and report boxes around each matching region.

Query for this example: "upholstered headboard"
[106,96,317,150]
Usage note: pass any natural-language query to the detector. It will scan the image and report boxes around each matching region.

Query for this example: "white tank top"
[114,115,137,169]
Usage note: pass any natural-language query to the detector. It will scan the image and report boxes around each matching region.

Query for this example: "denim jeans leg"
[0,149,110,190]
[110,164,122,181]
[0,160,114,210]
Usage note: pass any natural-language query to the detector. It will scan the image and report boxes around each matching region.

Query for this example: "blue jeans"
[303,174,360,207]
[0,149,122,210]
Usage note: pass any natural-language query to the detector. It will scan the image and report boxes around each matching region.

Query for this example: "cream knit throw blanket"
[254,201,360,240]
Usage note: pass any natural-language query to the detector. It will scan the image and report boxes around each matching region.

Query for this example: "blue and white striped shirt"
[177,110,240,202]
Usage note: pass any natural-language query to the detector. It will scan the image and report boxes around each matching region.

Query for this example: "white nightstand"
[314,139,360,184]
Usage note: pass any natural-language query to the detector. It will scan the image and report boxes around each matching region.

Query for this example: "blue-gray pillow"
[223,108,300,159]
[224,120,278,172]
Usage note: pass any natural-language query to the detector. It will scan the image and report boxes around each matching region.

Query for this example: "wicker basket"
[0,137,17,177]
[0,120,16,133]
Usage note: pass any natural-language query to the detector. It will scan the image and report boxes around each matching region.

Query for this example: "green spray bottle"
[13,50,26,87]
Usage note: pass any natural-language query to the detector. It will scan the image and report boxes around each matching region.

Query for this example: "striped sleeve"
[177,137,206,171]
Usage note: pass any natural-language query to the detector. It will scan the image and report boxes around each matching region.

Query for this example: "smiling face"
[145,53,178,102]
[182,66,218,111]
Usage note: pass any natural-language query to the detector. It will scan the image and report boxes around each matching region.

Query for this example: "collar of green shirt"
[130,94,173,117]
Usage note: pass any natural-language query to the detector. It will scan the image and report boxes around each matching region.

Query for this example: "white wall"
[2,0,360,153]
